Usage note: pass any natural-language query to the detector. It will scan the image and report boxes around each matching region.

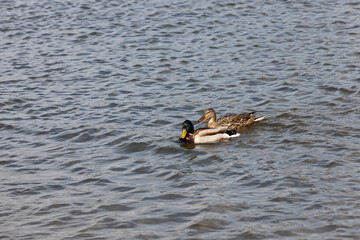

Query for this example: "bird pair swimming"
[179,108,264,144]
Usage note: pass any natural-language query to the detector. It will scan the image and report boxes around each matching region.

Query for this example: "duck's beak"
[180,129,187,139]
[198,114,207,123]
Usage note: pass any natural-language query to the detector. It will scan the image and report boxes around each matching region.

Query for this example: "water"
[1,0,360,239]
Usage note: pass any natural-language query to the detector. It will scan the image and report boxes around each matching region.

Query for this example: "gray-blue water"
[1,0,360,239]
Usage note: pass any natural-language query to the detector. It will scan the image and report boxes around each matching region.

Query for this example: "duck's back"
[216,112,258,130]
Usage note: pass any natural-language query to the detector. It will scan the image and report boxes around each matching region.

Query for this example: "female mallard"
[179,120,239,144]
[198,108,264,131]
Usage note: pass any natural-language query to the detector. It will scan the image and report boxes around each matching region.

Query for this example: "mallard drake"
[179,120,239,144]
[198,108,264,131]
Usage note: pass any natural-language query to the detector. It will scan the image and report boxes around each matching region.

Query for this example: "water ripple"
[1,0,360,239]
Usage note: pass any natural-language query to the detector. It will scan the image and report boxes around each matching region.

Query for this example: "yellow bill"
[180,129,187,139]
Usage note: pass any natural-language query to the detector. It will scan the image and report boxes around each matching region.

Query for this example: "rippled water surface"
[1,0,360,239]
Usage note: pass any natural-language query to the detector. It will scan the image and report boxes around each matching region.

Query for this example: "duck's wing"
[193,127,231,144]
[195,127,228,137]
[194,133,231,144]
[217,112,258,126]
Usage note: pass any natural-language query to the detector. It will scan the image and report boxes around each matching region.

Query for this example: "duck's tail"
[229,133,240,138]
[248,112,264,122]
[225,129,240,138]
[254,116,265,122]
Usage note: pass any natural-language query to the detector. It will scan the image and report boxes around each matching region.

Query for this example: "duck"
[198,108,264,131]
[179,120,239,144]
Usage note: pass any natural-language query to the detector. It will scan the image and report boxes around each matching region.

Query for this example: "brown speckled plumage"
[198,108,264,131]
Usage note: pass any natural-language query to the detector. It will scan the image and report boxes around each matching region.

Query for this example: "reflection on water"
[180,142,230,150]
[1,0,360,239]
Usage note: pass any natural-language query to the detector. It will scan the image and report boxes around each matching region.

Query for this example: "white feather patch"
[229,133,240,138]
[254,116,265,122]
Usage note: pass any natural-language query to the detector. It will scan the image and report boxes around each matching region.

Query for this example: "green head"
[179,120,194,140]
